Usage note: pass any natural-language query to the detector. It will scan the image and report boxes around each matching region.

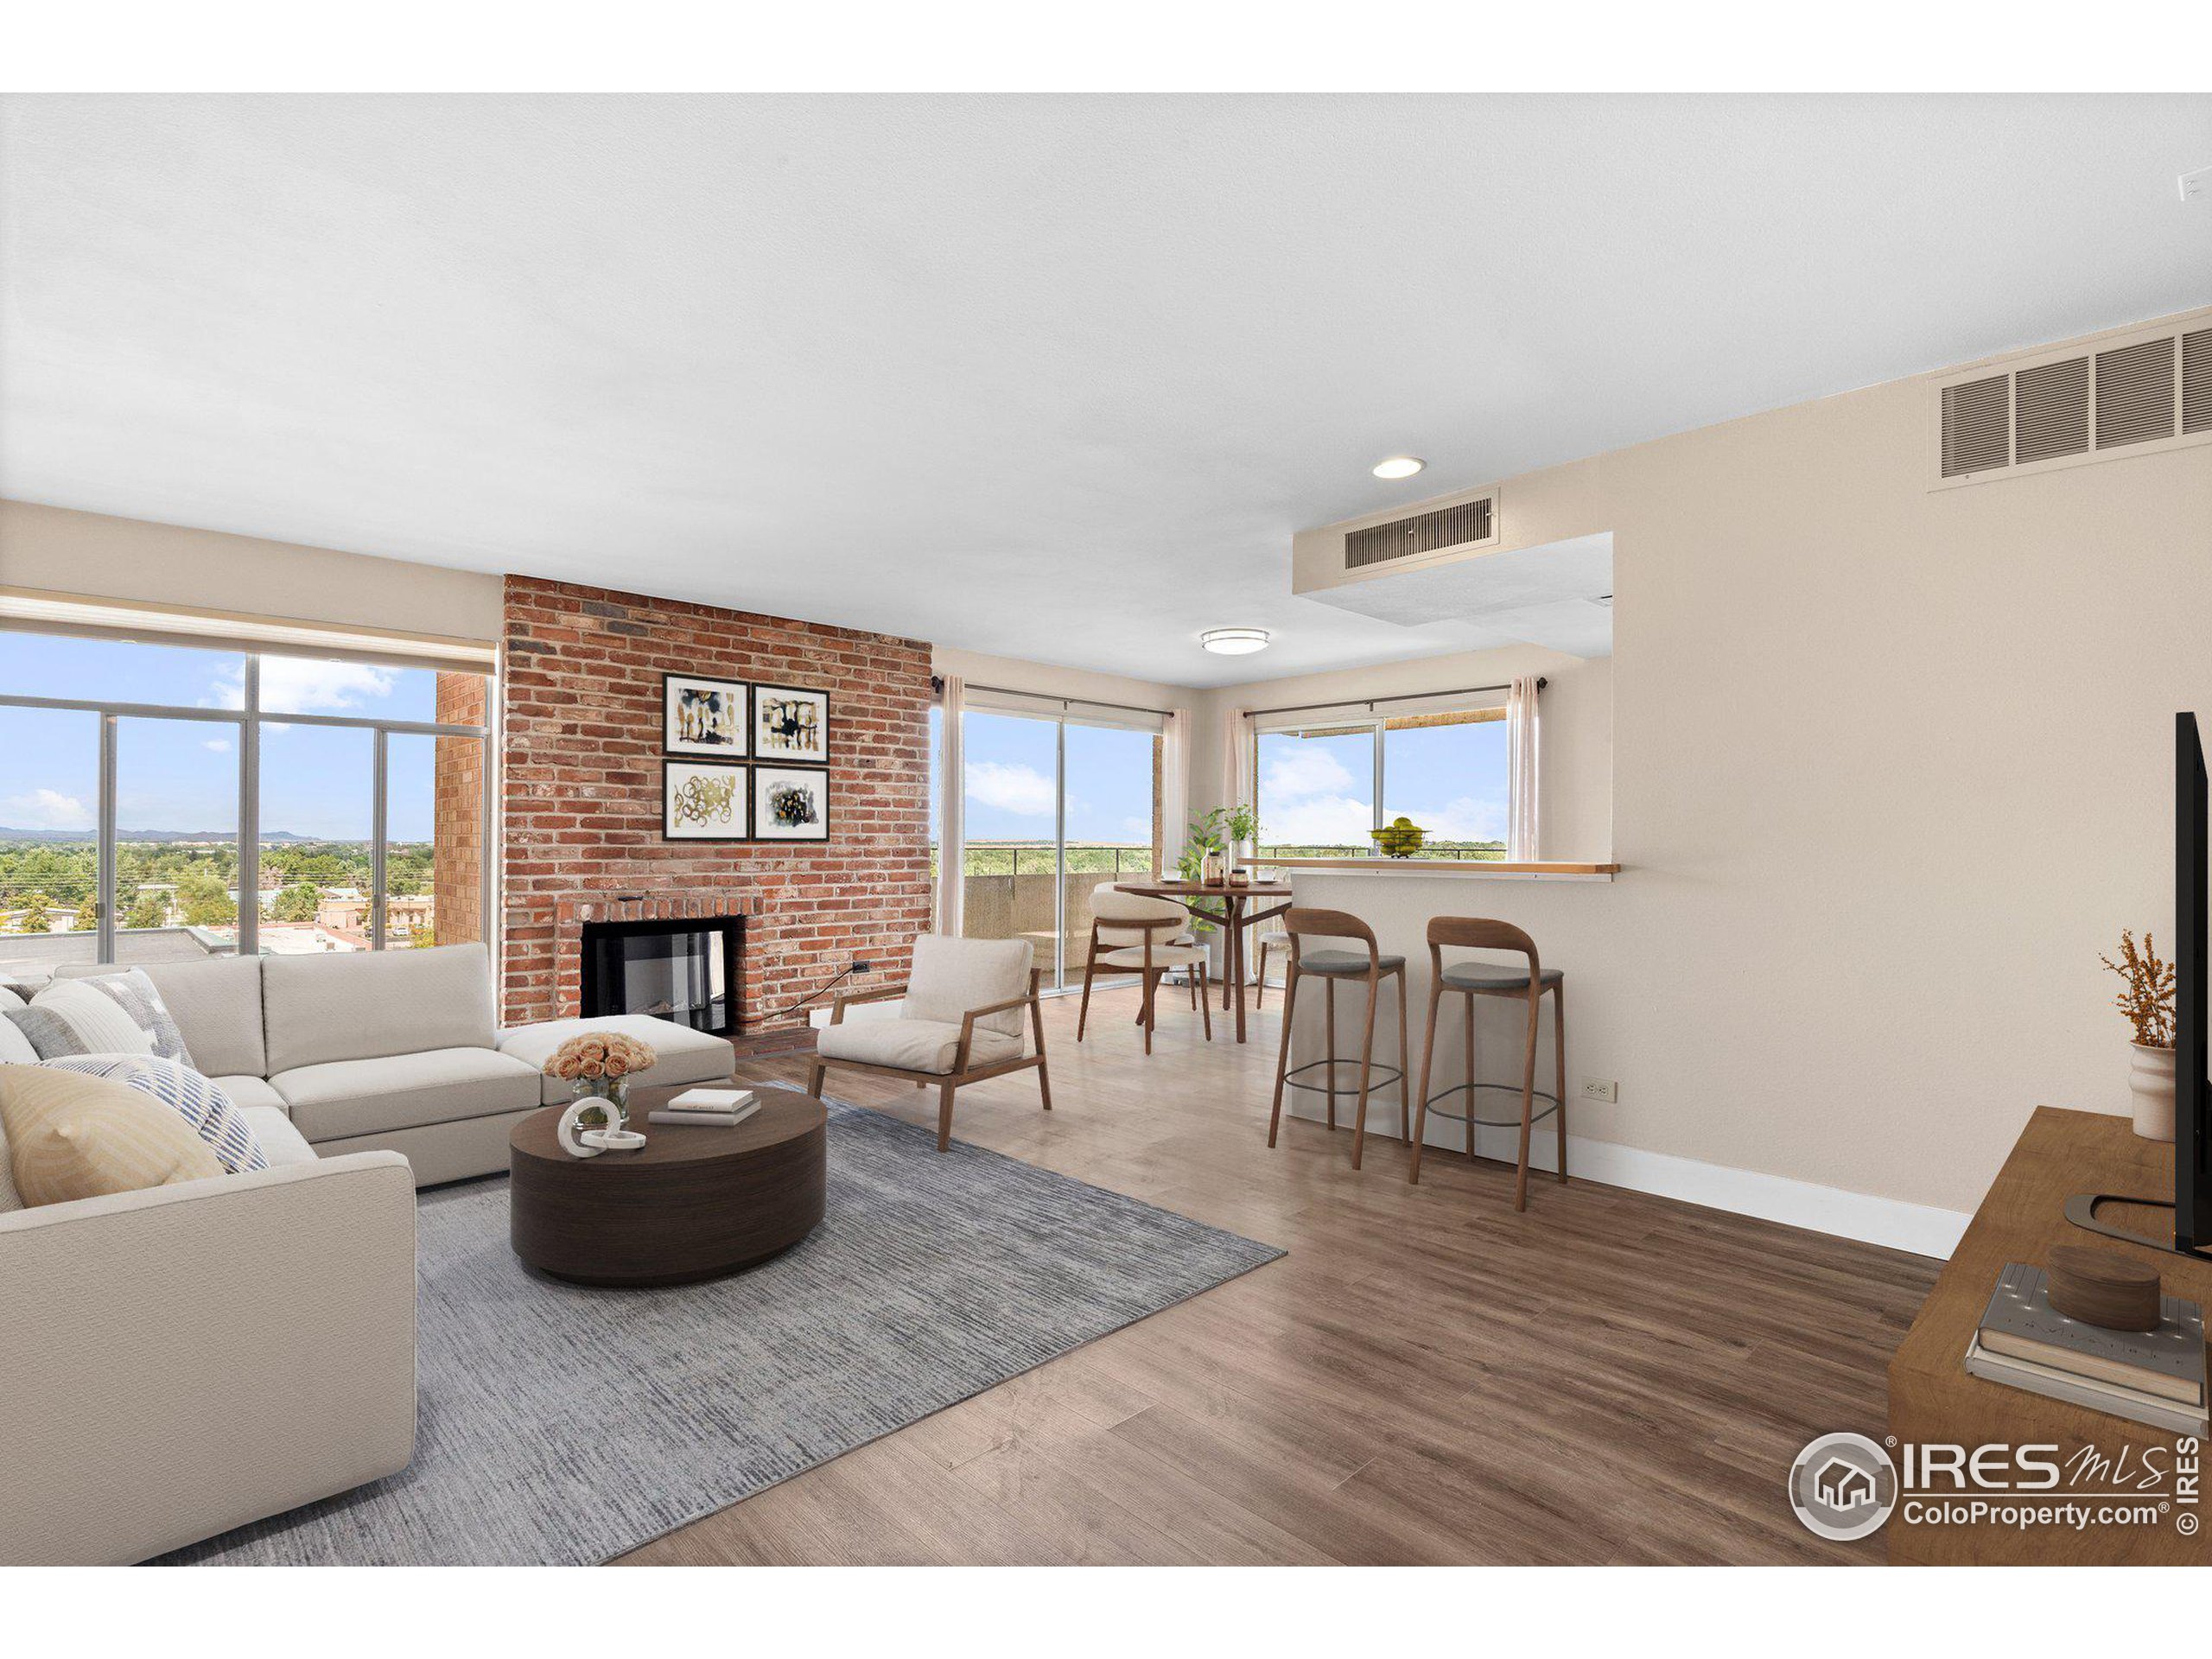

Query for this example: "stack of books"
[1966,1262,2208,1434]
[645,1086,760,1128]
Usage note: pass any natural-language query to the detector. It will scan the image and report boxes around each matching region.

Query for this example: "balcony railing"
[945,842,1158,984]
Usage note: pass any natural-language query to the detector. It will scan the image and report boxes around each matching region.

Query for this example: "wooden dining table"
[1112,876,1294,1044]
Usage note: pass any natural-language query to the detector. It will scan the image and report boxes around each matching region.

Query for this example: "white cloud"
[1,787,93,830]
[965,760,1056,817]
[1262,746,1356,802]
[1264,793,1375,848]
[203,738,232,753]
[209,657,397,715]
[1409,792,1509,843]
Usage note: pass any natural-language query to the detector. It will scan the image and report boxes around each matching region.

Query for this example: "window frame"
[1252,700,1510,860]
[0,645,495,961]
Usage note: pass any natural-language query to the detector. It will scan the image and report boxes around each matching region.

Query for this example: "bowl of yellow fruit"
[1370,817,1427,858]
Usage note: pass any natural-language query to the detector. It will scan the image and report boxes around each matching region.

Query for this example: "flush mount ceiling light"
[1200,627,1270,656]
[1371,455,1426,480]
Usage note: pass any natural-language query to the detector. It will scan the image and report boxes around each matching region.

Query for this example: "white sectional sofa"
[48,943,735,1185]
[0,943,734,1563]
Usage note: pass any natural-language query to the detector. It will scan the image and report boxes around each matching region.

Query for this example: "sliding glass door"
[952,706,1160,990]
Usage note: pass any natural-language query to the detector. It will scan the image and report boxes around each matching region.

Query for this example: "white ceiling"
[1308,533,1614,659]
[2,94,2207,688]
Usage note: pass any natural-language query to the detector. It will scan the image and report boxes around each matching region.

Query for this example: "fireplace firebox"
[579,915,744,1036]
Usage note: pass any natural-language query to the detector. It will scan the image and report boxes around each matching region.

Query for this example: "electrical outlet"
[2183,167,2211,206]
[852,957,873,973]
[1580,1078,1618,1103]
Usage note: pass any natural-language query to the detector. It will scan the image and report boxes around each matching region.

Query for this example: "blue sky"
[2,634,453,839]
[1256,718,1508,847]
[931,709,1158,846]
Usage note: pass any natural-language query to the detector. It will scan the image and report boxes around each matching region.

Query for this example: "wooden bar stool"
[1265,907,1410,1170]
[1408,917,1567,1211]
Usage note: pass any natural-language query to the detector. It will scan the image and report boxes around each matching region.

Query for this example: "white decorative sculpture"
[556,1098,607,1159]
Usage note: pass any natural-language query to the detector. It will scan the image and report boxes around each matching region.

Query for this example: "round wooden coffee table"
[508,1084,827,1287]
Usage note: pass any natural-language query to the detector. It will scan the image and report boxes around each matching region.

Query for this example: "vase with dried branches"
[2100,930,2177,1141]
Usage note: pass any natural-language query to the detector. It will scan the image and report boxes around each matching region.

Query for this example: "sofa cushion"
[240,1104,317,1168]
[262,944,496,1073]
[497,1015,736,1106]
[133,957,267,1078]
[211,1073,287,1114]
[67,969,198,1067]
[0,1008,37,1066]
[41,1054,269,1175]
[26,980,157,1059]
[272,1045,542,1143]
[816,1018,1024,1076]
[902,935,1033,1039]
[0,1063,226,1207]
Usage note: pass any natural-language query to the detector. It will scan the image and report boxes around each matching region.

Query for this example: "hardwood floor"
[618,983,1939,1566]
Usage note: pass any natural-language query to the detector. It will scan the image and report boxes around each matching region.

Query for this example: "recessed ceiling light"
[1371,455,1426,480]
[1200,627,1270,656]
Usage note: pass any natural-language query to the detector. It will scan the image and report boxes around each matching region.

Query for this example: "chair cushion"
[133,957,268,1077]
[212,1073,288,1114]
[1297,950,1405,976]
[1098,943,1211,969]
[262,943,496,1072]
[1090,885,1192,950]
[241,1104,317,1168]
[816,1019,1025,1076]
[498,1015,737,1106]
[41,1054,267,1174]
[1440,962,1563,993]
[272,1045,542,1143]
[0,1063,225,1207]
[903,935,1033,1040]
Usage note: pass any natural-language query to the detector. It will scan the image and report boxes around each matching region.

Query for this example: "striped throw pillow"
[26,979,156,1058]
[78,969,197,1067]
[0,1065,225,1208]
[41,1055,267,1175]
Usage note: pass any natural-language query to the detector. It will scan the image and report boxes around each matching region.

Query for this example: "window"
[0,631,493,965]
[936,701,1162,990]
[1255,705,1510,861]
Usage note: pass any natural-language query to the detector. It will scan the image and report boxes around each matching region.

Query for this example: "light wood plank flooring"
[619,983,1938,1566]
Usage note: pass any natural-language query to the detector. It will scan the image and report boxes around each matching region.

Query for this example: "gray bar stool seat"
[1411,917,1568,1212]
[1438,961,1562,992]
[1300,949,1408,976]
[1266,907,1410,1170]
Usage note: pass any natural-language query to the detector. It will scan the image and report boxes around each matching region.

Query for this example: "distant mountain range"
[0,827,325,843]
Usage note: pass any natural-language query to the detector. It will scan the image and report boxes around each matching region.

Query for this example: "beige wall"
[930,645,1198,722]
[1222,307,2212,1216]
[1192,643,1613,862]
[0,499,504,641]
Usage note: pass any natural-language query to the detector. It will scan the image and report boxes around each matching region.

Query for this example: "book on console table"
[1965,1262,2207,1434]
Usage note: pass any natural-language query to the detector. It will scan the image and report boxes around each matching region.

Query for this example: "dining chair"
[1077,884,1211,1052]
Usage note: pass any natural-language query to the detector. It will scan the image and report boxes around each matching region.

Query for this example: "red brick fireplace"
[499,575,931,1033]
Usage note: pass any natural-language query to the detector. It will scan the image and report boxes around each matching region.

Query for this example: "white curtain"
[933,676,965,933]
[1159,707,1191,874]
[1506,676,1541,861]
[1222,709,1254,856]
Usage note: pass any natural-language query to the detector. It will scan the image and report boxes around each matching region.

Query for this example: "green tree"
[176,872,237,928]
[269,882,321,923]
[17,892,52,934]
[124,892,168,931]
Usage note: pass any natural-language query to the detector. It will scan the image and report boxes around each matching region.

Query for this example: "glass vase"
[568,1076,632,1134]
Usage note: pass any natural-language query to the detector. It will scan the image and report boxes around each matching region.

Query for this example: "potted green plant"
[2101,930,2177,1141]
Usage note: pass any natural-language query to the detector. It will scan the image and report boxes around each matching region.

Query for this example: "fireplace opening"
[580,915,745,1036]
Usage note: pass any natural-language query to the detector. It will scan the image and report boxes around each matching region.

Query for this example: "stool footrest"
[1421,1080,1560,1128]
[1281,1057,1407,1097]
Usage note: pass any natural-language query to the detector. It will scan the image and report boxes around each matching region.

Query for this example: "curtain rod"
[934,677,1173,720]
[1242,677,1543,721]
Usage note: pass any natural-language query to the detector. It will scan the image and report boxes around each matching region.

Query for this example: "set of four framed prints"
[660,673,830,842]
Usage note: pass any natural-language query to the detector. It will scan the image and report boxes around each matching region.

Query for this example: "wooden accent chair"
[1408,916,1567,1211]
[809,934,1051,1152]
[1265,906,1410,1170]
[1077,884,1211,1052]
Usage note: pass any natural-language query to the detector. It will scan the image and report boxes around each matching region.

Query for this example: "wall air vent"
[1343,490,1499,571]
[1931,311,2212,489]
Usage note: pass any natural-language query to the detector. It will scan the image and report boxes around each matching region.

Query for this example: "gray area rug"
[162,1091,1281,1566]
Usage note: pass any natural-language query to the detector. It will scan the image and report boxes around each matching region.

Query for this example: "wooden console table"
[1887,1106,2210,1565]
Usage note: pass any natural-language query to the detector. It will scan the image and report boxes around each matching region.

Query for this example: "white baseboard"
[1285,1100,1969,1260]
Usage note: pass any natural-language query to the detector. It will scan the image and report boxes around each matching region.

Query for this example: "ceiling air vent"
[1931,313,2212,489]
[2095,336,2177,449]
[1940,375,2010,477]
[1344,492,1498,570]
[2183,327,2211,436]
[2013,357,2089,465]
